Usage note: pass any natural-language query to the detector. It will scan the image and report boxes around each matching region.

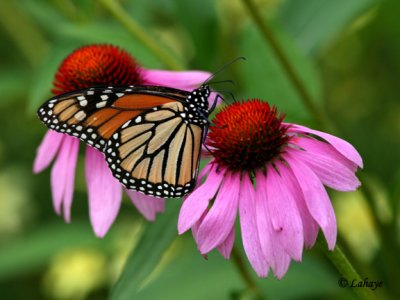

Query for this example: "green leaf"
[0,221,106,280]
[279,0,378,54]
[238,21,321,122]
[131,240,243,300]
[110,201,181,300]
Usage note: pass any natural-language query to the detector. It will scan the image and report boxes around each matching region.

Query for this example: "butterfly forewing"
[37,86,190,150]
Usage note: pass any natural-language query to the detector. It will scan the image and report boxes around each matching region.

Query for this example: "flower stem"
[241,0,334,132]
[231,245,266,300]
[98,0,185,71]
[317,238,378,300]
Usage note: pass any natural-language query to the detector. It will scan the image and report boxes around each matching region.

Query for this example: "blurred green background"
[0,0,399,299]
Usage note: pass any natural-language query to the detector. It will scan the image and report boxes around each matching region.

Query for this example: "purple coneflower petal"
[291,136,358,172]
[275,161,319,248]
[191,211,206,246]
[255,172,291,279]
[144,70,211,91]
[125,190,165,221]
[85,147,122,237]
[286,124,363,168]
[239,173,269,277]
[144,69,220,108]
[289,143,361,192]
[196,172,241,254]
[33,130,64,173]
[153,197,165,213]
[266,165,304,261]
[178,164,225,234]
[217,227,235,259]
[50,136,79,219]
[284,152,337,250]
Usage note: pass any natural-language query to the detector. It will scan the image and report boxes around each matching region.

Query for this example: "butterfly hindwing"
[103,101,204,198]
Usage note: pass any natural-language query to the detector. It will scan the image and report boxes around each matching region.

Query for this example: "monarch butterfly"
[37,84,213,198]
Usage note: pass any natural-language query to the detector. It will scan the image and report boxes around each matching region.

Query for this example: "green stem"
[317,238,378,300]
[98,0,184,71]
[231,245,265,300]
[241,0,334,132]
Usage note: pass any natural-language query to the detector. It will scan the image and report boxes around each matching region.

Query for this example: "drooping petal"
[284,152,337,250]
[275,161,319,248]
[178,164,226,234]
[217,227,235,259]
[286,123,363,168]
[50,136,79,219]
[191,211,207,245]
[291,136,358,171]
[85,147,122,237]
[143,69,211,91]
[289,142,361,192]
[196,172,241,254]
[255,172,290,279]
[125,189,165,221]
[62,138,80,222]
[265,165,304,261]
[153,197,165,213]
[239,173,269,277]
[33,130,65,173]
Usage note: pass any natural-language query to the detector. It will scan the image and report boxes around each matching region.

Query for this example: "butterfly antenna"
[206,79,236,86]
[213,90,237,103]
[202,142,213,155]
[203,57,246,84]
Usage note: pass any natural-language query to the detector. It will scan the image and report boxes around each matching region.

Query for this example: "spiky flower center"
[207,99,289,171]
[52,44,143,95]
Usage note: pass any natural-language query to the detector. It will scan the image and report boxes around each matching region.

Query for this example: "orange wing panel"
[98,111,143,139]
[84,108,119,127]
[113,94,177,109]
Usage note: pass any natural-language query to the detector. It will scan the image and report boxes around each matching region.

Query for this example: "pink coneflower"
[33,44,213,237]
[178,99,363,278]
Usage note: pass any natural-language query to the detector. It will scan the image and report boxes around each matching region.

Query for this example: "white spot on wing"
[74,111,86,121]
[96,101,107,108]
[122,120,131,129]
